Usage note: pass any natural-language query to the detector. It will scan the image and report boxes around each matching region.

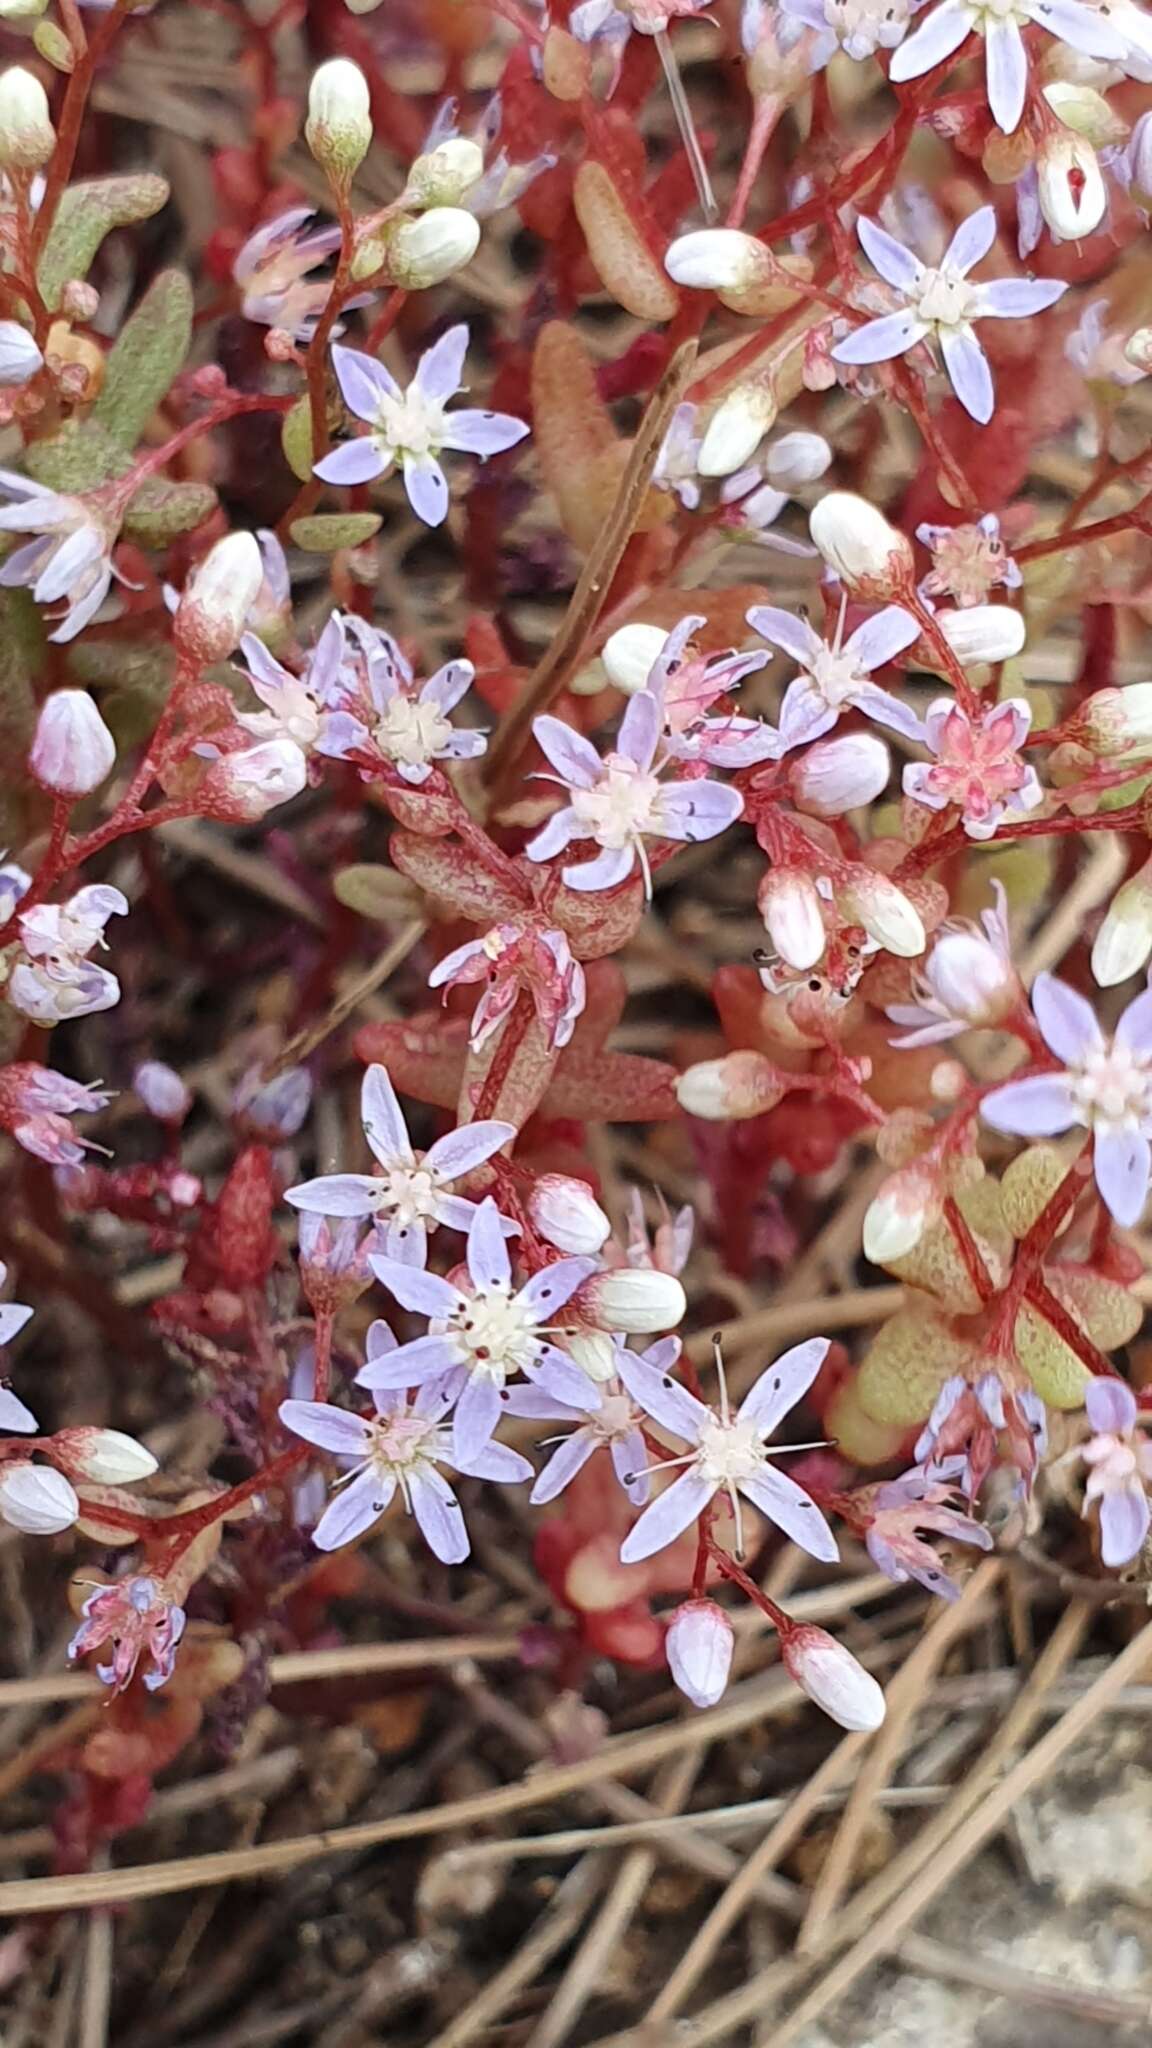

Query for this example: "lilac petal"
[286,1173,381,1216]
[502,1384,579,1421]
[404,455,451,527]
[313,1468,393,1549]
[0,1302,33,1345]
[1085,1377,1138,1435]
[618,690,661,774]
[377,1217,428,1267]
[34,526,103,605]
[1094,1127,1152,1227]
[411,1368,465,1418]
[851,681,925,742]
[738,1337,830,1436]
[976,277,1068,318]
[777,679,839,751]
[0,1388,36,1431]
[612,1429,650,1504]
[745,606,821,666]
[563,845,637,893]
[943,205,997,276]
[738,1466,840,1562]
[422,659,475,715]
[465,1439,534,1484]
[1036,0,1128,57]
[409,1467,470,1563]
[331,344,399,420]
[619,1468,716,1564]
[466,1197,512,1290]
[414,323,469,403]
[940,327,995,425]
[832,311,930,366]
[361,1065,414,1168]
[314,437,387,486]
[984,15,1027,132]
[656,781,743,844]
[981,1074,1078,1136]
[356,1332,464,1388]
[432,1192,500,1236]
[526,808,581,863]
[1115,989,1152,1053]
[533,1344,605,1407]
[857,216,923,291]
[533,714,603,789]
[530,1430,596,1504]
[614,1347,709,1441]
[1098,1485,1150,1568]
[452,1373,502,1464]
[1032,971,1103,1063]
[845,605,920,673]
[428,937,486,988]
[889,0,974,78]
[518,1258,597,1320]
[279,1399,371,1455]
[424,1118,515,1181]
[367,1255,460,1319]
[438,409,530,456]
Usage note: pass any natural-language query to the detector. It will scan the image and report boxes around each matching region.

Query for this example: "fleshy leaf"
[282,397,316,482]
[882,1178,1012,1312]
[999,1145,1070,1239]
[24,418,129,494]
[1013,1302,1092,1410]
[573,161,680,324]
[856,1308,975,1428]
[123,477,218,545]
[531,322,621,554]
[37,173,170,310]
[93,269,193,450]
[332,863,422,921]
[290,512,383,553]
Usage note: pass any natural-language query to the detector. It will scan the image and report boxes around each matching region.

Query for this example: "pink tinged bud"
[203,738,309,820]
[1081,684,1152,758]
[698,385,777,478]
[863,1165,940,1262]
[676,1050,787,1121]
[0,1461,79,1534]
[808,492,913,592]
[52,1427,158,1484]
[234,1063,312,1137]
[176,533,265,663]
[134,1060,192,1123]
[1037,133,1106,241]
[782,1625,886,1731]
[791,733,891,817]
[0,319,42,385]
[926,930,1016,1023]
[936,606,1026,668]
[759,866,826,970]
[579,1267,686,1335]
[529,1175,612,1255]
[601,623,667,695]
[838,869,925,959]
[666,1599,735,1709]
[1092,860,1152,987]
[29,690,116,798]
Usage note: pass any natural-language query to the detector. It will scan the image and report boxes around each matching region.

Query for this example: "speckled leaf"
[24,417,129,494]
[1013,1303,1092,1409]
[93,269,193,450]
[282,397,316,482]
[38,173,169,310]
[333,864,422,922]
[290,512,382,553]
[857,1308,975,1428]
[123,476,217,545]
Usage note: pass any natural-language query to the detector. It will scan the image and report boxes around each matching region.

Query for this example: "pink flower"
[637,614,777,769]
[982,973,1152,1225]
[429,923,586,1053]
[746,600,922,751]
[68,1576,186,1693]
[297,1212,373,1314]
[613,1337,838,1565]
[285,1064,516,1265]
[916,1372,1047,1496]
[0,1063,111,1166]
[315,325,529,527]
[861,1463,993,1599]
[1080,1377,1152,1566]
[903,699,1042,840]
[917,513,1021,608]
[832,210,1067,422]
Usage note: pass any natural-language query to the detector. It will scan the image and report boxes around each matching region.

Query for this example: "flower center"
[379,387,448,459]
[808,645,869,707]
[570,756,662,848]
[368,1410,443,1476]
[1069,1041,1152,1131]
[374,1163,440,1225]
[451,1284,538,1381]
[374,696,453,768]
[914,267,979,328]
[589,1392,638,1443]
[694,1411,766,1485]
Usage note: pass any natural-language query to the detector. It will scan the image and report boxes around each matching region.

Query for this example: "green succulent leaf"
[37,173,170,311]
[93,269,193,450]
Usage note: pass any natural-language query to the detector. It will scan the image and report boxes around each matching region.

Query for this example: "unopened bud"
[791,733,891,816]
[1037,131,1106,241]
[601,622,665,695]
[1042,81,1125,147]
[1128,111,1152,205]
[134,1060,192,1124]
[1125,328,1152,375]
[782,1623,886,1731]
[305,58,372,190]
[362,206,481,287]
[578,1267,686,1335]
[0,67,56,170]
[0,1461,78,1534]
[529,1175,611,1256]
[698,384,776,478]
[838,868,925,958]
[201,738,308,822]
[765,430,832,491]
[666,1599,735,1708]
[52,1427,158,1484]
[936,605,1026,667]
[1080,684,1152,758]
[0,319,42,385]
[29,689,116,798]
[234,1063,312,1138]
[923,925,1017,1026]
[564,1329,617,1381]
[175,532,265,663]
[808,492,913,593]
[676,1050,787,1121]
[665,227,767,293]
[405,136,484,208]
[1092,861,1152,987]
[863,1164,940,1262]
[0,0,51,19]
[759,865,826,969]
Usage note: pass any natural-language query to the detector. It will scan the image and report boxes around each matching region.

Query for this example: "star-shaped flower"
[888,0,1129,134]
[746,600,922,750]
[1080,1376,1152,1566]
[903,697,1043,839]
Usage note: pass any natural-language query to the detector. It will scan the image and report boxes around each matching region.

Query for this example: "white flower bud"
[838,869,925,958]
[0,319,42,385]
[175,532,265,663]
[936,605,1026,667]
[808,492,913,592]
[764,430,832,491]
[863,1165,940,1263]
[1081,683,1152,757]
[0,67,56,170]
[134,1060,192,1123]
[405,137,484,208]
[29,690,116,798]
[697,385,776,478]
[202,738,309,821]
[666,1599,735,1709]
[791,733,891,817]
[601,622,666,695]
[528,1175,611,1256]
[759,865,826,970]
[0,1461,78,1534]
[0,0,51,19]
[564,1329,617,1382]
[1092,861,1152,987]
[379,207,481,288]
[53,1427,158,1484]
[306,58,372,189]
[782,1624,886,1731]
[665,227,767,293]
[579,1268,686,1335]
[1129,111,1152,205]
[1037,131,1106,241]
[1126,328,1152,376]
[924,928,1016,1025]
[676,1051,787,1121]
